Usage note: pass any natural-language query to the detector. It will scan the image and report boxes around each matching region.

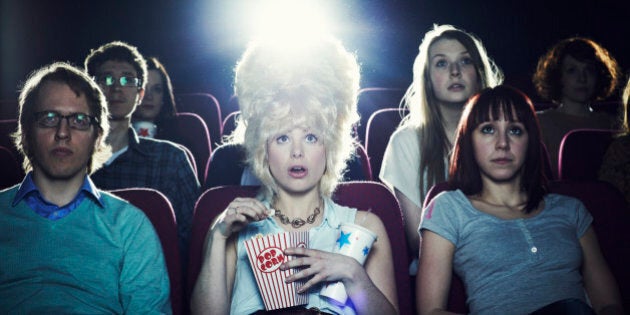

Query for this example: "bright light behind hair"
[248,0,334,44]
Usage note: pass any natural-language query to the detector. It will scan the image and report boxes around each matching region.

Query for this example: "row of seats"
[0,150,392,312]
[363,108,620,181]
[146,89,405,179]
[156,90,399,184]
[110,178,630,315]
[0,118,616,192]
[172,90,621,184]
[0,88,625,311]
[0,89,621,185]
[111,181,412,315]
[1,120,627,313]
[1,160,626,313]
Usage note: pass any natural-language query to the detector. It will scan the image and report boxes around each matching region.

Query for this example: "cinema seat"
[110,187,184,315]
[187,186,258,301]
[160,112,211,184]
[364,107,408,180]
[558,128,618,180]
[356,87,405,145]
[189,182,414,314]
[353,144,373,181]
[334,181,414,314]
[175,93,223,150]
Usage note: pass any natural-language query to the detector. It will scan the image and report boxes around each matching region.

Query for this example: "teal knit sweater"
[0,186,171,314]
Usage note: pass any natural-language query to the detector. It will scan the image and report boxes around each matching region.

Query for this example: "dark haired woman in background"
[132,57,177,137]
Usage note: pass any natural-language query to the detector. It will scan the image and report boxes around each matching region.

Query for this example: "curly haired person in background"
[533,37,621,177]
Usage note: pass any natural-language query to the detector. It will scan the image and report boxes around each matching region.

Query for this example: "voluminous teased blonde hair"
[232,35,360,199]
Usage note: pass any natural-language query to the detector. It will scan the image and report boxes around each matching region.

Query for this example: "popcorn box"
[244,231,309,310]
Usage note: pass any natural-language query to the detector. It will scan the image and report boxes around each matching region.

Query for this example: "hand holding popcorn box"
[244,231,310,310]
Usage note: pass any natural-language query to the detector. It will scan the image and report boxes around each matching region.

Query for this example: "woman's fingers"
[227,198,270,220]
[284,246,310,256]
[295,271,327,293]
[215,198,272,236]
[281,247,359,289]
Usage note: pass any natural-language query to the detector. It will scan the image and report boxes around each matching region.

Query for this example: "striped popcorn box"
[244,231,310,310]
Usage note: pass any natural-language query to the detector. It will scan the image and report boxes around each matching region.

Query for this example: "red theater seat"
[333,181,414,314]
[160,112,211,184]
[187,186,258,302]
[175,93,223,150]
[354,144,373,181]
[110,187,184,315]
[189,182,414,314]
[364,107,408,180]
[356,87,405,145]
[558,128,618,180]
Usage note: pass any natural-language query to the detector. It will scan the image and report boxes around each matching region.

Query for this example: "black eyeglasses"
[33,111,98,130]
[94,75,142,88]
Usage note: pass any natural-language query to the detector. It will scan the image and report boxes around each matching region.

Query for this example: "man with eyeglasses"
[84,41,200,259]
[0,62,171,313]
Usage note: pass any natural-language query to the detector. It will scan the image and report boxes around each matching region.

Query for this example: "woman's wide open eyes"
[460,57,474,66]
[276,135,289,144]
[509,126,524,136]
[478,123,525,136]
[435,56,473,68]
[480,124,494,134]
[305,133,318,143]
[435,59,447,68]
[274,132,319,144]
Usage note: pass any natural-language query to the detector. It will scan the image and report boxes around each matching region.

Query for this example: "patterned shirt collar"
[12,172,104,209]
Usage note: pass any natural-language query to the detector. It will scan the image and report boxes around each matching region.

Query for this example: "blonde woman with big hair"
[191,35,398,315]
[380,24,503,264]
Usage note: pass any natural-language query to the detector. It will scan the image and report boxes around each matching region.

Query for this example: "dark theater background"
[2,1,630,313]
[1,0,629,118]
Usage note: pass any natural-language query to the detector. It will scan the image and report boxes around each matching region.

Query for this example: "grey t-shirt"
[421,190,592,314]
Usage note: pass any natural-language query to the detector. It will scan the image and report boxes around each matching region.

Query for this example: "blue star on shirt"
[337,231,352,249]
[363,246,370,256]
